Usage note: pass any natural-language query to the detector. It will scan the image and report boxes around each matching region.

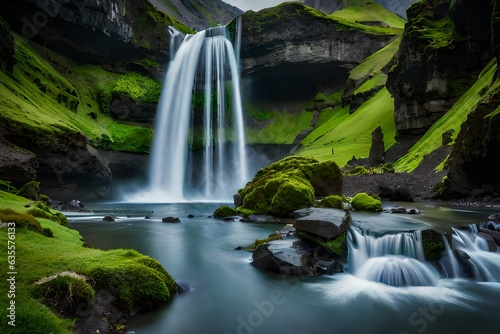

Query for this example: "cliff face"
[0,0,192,66]
[149,0,243,30]
[386,0,494,135]
[239,3,398,103]
[443,92,500,200]
[303,0,345,14]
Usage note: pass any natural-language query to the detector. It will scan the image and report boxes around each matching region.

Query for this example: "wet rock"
[293,208,351,243]
[478,227,500,246]
[252,239,318,276]
[102,215,116,222]
[175,281,192,294]
[162,216,181,223]
[475,232,498,252]
[386,206,420,214]
[487,214,500,223]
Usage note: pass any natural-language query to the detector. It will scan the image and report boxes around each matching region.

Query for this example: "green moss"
[16,181,40,200]
[405,0,462,51]
[351,192,382,212]
[113,72,162,104]
[0,35,153,153]
[213,205,239,218]
[239,156,342,216]
[243,233,282,252]
[320,232,346,255]
[316,195,344,209]
[89,261,173,311]
[422,229,445,261]
[270,178,315,216]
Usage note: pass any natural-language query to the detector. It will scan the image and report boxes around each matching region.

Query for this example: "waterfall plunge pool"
[69,202,500,334]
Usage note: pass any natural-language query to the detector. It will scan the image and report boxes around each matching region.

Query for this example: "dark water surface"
[69,202,500,334]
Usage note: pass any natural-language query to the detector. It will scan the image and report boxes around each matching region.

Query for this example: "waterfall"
[347,228,439,287]
[146,25,248,202]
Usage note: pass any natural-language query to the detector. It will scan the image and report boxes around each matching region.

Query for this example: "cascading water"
[346,224,500,287]
[144,22,248,202]
[347,228,439,286]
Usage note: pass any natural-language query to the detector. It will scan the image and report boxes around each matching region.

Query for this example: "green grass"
[0,191,176,333]
[353,72,388,95]
[246,108,314,144]
[348,37,401,82]
[0,35,155,153]
[299,87,397,165]
[394,59,500,172]
[329,1,406,35]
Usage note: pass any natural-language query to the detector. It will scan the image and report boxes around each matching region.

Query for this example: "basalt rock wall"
[386,0,495,135]
[238,3,398,104]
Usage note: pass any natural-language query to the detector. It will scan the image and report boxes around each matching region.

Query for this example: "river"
[69,201,500,334]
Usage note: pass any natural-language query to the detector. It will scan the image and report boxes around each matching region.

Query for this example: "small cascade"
[347,228,439,286]
[347,224,500,287]
[146,25,248,202]
[447,226,500,282]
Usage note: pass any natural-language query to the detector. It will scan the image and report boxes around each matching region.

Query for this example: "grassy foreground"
[0,191,176,334]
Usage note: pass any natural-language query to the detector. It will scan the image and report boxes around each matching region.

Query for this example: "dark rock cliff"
[239,3,398,104]
[304,0,345,14]
[0,0,192,66]
[149,0,243,30]
[386,0,495,135]
[441,92,500,201]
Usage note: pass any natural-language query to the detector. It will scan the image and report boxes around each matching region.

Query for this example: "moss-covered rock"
[213,205,239,218]
[422,229,445,262]
[16,181,41,200]
[315,195,344,209]
[238,156,342,217]
[270,179,315,217]
[88,251,177,312]
[351,192,382,212]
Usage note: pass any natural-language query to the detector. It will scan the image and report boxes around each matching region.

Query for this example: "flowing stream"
[70,202,500,334]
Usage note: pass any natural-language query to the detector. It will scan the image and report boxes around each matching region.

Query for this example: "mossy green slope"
[0,35,154,153]
[299,87,397,165]
[0,191,176,333]
[394,59,500,172]
[329,0,406,35]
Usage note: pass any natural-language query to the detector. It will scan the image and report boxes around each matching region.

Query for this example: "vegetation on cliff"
[0,34,154,153]
[394,59,499,173]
